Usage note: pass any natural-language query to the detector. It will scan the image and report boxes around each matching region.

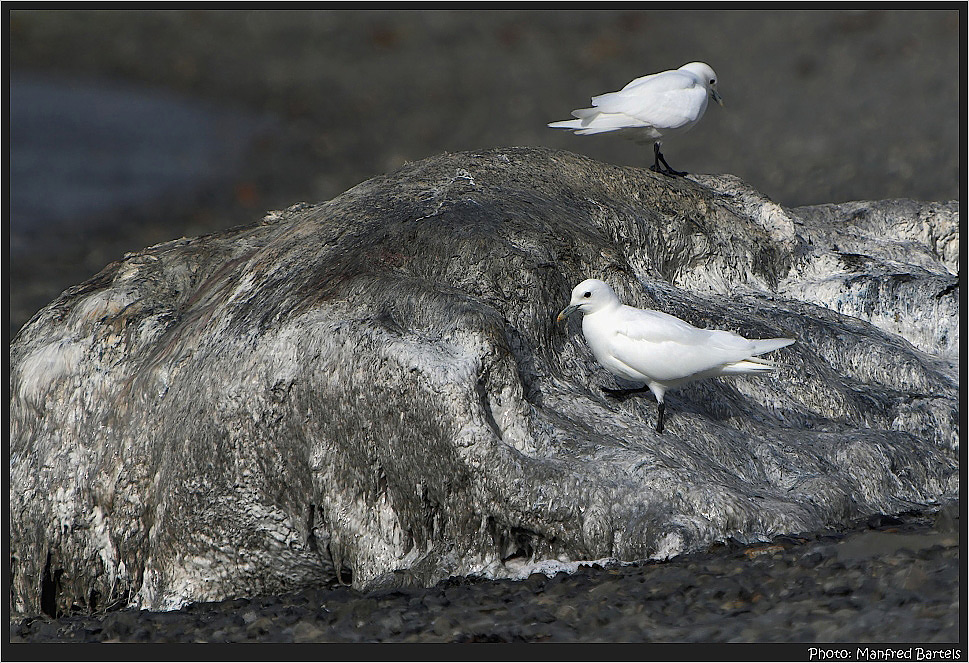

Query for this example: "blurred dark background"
[6,9,962,337]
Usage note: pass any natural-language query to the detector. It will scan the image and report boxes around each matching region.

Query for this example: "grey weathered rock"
[9,147,958,617]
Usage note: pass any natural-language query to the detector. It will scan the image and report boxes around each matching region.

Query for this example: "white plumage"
[548,62,722,175]
[557,279,794,432]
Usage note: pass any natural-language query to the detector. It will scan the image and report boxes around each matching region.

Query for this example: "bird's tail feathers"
[748,338,795,357]
[719,357,779,375]
[574,126,625,135]
[549,108,641,134]
[571,107,600,119]
[548,119,584,130]
[547,120,624,135]
[720,339,795,375]
[549,108,607,132]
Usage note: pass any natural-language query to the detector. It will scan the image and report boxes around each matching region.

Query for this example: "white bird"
[557,279,794,432]
[548,62,723,176]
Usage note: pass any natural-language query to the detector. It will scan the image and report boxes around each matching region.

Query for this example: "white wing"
[589,71,708,130]
[607,305,792,383]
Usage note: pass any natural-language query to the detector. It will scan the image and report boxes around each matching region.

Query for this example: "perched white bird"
[548,62,723,176]
[557,279,794,432]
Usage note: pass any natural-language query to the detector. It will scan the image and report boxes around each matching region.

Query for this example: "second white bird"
[548,62,723,176]
[557,279,794,432]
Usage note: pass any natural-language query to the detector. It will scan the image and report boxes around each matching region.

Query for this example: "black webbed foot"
[661,166,688,178]
[652,143,687,177]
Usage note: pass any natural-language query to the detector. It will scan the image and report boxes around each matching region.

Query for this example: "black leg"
[649,142,664,174]
[655,148,687,177]
[603,386,667,432]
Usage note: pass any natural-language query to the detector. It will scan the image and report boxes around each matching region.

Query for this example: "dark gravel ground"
[9,504,960,646]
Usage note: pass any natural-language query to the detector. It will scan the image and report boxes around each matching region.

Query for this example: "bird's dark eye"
[710,78,716,84]
[583,291,591,298]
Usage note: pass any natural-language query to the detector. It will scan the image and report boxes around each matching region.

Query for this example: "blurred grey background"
[6,9,962,337]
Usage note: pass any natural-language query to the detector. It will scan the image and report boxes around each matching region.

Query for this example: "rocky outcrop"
[9,147,958,616]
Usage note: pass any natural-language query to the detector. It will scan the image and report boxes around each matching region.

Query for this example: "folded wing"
[587,71,708,130]
[548,70,709,134]
[609,305,794,383]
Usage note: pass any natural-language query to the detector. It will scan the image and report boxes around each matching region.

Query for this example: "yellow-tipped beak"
[557,304,579,323]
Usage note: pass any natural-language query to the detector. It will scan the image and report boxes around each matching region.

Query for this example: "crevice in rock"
[475,375,503,441]
[40,551,62,619]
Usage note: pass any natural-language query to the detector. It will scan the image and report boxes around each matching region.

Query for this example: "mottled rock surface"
[9,147,958,617]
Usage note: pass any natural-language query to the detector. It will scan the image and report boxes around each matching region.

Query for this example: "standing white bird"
[548,62,723,176]
[557,279,794,432]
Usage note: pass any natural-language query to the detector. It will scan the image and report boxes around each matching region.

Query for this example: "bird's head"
[680,62,723,107]
[557,278,620,322]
